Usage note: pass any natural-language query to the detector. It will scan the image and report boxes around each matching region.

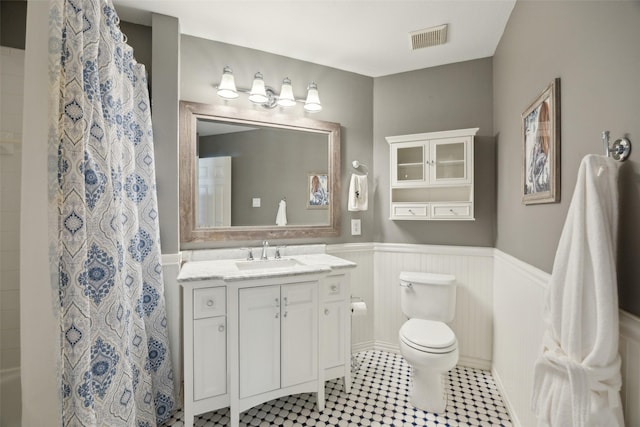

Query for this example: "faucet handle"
[275,245,286,259]
[242,247,254,261]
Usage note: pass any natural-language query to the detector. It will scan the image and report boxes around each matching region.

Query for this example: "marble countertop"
[178,253,356,283]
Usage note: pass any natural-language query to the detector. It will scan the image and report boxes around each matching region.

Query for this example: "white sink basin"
[236,258,302,271]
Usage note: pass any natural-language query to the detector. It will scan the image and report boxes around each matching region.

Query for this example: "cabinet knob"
[283,311,287,318]
[283,297,288,306]
[218,324,225,332]
[206,299,214,307]
[331,285,338,292]
[275,298,279,307]
[324,308,330,315]
[408,209,414,215]
[275,312,279,319]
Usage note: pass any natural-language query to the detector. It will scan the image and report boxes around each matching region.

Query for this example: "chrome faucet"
[261,240,269,260]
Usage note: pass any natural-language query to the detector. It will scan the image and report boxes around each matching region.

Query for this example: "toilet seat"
[400,319,457,354]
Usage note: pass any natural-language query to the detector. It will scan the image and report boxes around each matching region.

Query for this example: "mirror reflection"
[179,101,341,243]
[196,120,329,228]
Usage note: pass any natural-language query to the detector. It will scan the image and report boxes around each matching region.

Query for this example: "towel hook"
[602,131,631,161]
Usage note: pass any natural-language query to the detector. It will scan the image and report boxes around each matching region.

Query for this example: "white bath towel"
[348,174,368,211]
[275,199,287,226]
[531,154,624,427]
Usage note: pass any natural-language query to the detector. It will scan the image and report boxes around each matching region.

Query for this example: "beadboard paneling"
[492,249,640,427]
[371,244,494,369]
[162,252,182,390]
[327,244,375,352]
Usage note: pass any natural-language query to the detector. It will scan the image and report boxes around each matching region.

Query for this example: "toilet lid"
[400,319,457,352]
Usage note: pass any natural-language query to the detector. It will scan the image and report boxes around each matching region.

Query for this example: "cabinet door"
[391,141,426,186]
[281,282,318,388]
[239,285,281,398]
[321,300,345,369]
[193,316,226,401]
[429,137,471,184]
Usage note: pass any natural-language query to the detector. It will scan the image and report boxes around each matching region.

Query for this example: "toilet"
[398,271,458,413]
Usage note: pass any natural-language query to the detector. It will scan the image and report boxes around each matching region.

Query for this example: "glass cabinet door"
[395,145,424,183]
[430,138,469,183]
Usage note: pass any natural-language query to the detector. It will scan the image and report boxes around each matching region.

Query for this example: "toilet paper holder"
[350,296,367,372]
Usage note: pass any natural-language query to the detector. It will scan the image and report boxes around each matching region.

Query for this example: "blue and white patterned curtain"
[48,0,175,425]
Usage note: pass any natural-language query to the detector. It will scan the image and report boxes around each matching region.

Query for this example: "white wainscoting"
[329,243,495,370]
[492,249,640,427]
[327,244,375,352]
[162,252,182,390]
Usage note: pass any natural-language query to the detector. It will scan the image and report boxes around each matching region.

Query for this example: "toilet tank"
[399,271,457,322]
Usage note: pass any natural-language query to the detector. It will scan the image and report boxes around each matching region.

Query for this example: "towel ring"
[352,160,369,174]
[602,131,631,161]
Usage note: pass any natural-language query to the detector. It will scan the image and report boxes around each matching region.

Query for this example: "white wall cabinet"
[387,128,478,220]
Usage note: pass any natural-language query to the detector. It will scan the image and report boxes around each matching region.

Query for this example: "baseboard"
[458,355,491,370]
[352,340,376,354]
[492,367,522,427]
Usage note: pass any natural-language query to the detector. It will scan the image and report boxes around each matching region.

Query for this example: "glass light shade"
[248,72,268,104]
[277,77,296,107]
[217,66,238,99]
[304,82,322,112]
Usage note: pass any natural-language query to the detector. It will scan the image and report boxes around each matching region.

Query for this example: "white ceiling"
[113,0,516,78]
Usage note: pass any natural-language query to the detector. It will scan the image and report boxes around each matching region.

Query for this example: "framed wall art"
[522,78,561,205]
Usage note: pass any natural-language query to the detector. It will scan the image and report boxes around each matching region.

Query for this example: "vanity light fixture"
[216,66,239,99]
[216,67,322,112]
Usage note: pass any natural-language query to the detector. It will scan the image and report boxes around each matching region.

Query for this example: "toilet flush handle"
[400,282,413,288]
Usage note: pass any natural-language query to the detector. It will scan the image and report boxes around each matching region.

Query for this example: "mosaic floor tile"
[163,350,512,427]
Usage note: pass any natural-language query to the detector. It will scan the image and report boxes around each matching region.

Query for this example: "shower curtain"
[48,0,175,425]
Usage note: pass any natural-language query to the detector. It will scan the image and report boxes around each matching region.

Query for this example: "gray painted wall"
[372,58,496,246]
[493,0,640,316]
[199,128,328,226]
[151,13,180,254]
[179,35,374,247]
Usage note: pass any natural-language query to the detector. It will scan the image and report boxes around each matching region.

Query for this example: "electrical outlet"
[252,198,261,207]
[351,219,361,236]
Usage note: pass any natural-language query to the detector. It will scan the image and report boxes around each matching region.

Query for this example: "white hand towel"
[531,154,623,427]
[348,174,368,211]
[275,199,287,226]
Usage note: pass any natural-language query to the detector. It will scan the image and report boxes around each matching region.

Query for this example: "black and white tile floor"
[163,350,512,427]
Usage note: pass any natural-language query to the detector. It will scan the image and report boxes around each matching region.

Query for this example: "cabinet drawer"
[321,275,346,301]
[193,287,226,319]
[392,204,428,218]
[431,203,472,219]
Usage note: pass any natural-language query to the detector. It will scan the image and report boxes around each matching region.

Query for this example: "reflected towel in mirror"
[276,199,287,226]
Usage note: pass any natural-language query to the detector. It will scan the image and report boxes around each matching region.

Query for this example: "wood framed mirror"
[179,101,341,243]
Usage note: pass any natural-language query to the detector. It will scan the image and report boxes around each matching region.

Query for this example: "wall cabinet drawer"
[321,275,346,301]
[431,203,472,219]
[392,204,428,218]
[194,287,226,319]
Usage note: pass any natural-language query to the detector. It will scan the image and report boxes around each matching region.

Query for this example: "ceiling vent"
[410,24,448,50]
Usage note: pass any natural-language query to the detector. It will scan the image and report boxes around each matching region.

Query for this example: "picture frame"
[522,78,561,205]
[306,173,329,209]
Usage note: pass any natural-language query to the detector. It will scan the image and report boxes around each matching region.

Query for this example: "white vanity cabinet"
[320,273,351,392]
[238,282,318,399]
[179,253,355,427]
[387,127,478,220]
[183,285,229,427]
